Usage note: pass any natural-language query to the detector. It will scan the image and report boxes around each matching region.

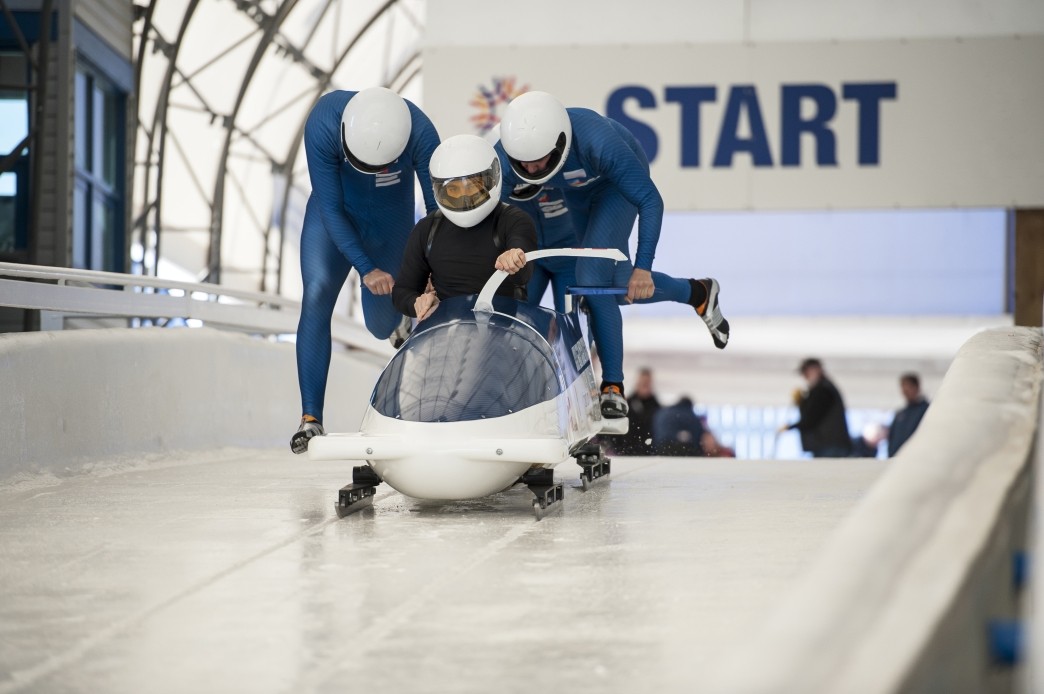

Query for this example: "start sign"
[424,37,1044,210]
[606,82,897,168]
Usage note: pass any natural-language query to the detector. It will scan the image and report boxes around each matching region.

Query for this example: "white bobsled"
[308,249,629,513]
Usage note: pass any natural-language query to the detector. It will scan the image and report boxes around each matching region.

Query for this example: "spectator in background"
[851,422,887,458]
[780,358,852,458]
[699,423,736,458]
[888,372,930,456]
[653,396,706,456]
[617,368,661,455]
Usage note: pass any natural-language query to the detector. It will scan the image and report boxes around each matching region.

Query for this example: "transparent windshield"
[372,310,559,423]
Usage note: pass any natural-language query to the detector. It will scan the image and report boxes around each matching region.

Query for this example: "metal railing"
[0,261,391,358]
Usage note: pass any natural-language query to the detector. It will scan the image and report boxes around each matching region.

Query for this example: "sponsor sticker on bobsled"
[571,338,589,371]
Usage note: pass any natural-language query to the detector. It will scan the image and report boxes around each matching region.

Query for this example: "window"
[0,52,29,255]
[73,62,124,271]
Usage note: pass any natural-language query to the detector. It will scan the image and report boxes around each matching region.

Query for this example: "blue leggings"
[527,256,576,313]
[296,195,405,422]
[570,186,692,385]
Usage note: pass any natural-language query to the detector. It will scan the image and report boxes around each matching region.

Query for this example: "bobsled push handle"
[474,248,628,314]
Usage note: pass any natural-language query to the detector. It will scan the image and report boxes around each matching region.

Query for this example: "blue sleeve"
[584,119,664,271]
[495,142,520,202]
[304,93,377,277]
[406,101,441,215]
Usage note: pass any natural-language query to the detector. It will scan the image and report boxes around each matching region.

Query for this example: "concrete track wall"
[0,327,385,477]
[705,326,1043,693]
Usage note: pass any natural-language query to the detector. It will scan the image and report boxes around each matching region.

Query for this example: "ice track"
[0,450,883,693]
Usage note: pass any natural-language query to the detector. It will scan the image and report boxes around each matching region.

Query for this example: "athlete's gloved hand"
[495,248,527,274]
[414,292,440,321]
[627,268,655,303]
[363,269,395,295]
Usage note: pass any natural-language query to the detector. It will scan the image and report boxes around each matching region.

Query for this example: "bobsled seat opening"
[372,308,562,423]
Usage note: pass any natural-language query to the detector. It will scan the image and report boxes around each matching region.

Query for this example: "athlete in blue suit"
[508,184,578,312]
[485,126,579,312]
[292,87,440,453]
[496,91,729,417]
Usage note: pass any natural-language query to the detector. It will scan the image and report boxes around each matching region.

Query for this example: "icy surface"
[0,449,883,693]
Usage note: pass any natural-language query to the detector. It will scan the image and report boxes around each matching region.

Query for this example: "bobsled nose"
[372,454,534,501]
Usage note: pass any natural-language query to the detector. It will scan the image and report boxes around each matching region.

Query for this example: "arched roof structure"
[133,0,425,295]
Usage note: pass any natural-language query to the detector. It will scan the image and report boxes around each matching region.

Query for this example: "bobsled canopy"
[372,296,584,423]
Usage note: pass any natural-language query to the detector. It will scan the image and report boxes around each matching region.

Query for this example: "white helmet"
[483,123,502,146]
[429,134,502,228]
[499,91,572,185]
[485,124,542,201]
[340,87,411,174]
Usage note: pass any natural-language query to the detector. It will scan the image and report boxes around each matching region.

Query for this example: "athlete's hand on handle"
[627,268,655,303]
[414,292,440,321]
[495,248,527,275]
[363,269,395,295]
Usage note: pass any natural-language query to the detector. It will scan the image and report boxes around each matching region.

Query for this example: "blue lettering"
[665,86,717,168]
[713,86,773,168]
[605,81,895,170]
[605,86,659,163]
[842,82,897,165]
[781,84,837,167]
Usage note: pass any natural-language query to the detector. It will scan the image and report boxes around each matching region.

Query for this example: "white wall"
[702,326,1043,692]
[426,0,1044,46]
[625,208,1008,316]
[0,327,384,477]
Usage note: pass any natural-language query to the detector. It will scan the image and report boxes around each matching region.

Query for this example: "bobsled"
[308,248,629,518]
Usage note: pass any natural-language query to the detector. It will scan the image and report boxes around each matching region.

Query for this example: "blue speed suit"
[496,108,692,385]
[298,90,439,422]
[509,186,578,312]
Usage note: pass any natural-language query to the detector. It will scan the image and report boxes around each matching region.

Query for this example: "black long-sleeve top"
[788,376,852,454]
[392,204,537,317]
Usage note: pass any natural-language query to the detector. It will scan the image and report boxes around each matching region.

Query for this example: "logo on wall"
[469,76,529,134]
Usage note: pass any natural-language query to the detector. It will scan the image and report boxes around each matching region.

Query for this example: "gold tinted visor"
[432,158,500,211]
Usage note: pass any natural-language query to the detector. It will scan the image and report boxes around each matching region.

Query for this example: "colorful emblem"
[470,76,529,135]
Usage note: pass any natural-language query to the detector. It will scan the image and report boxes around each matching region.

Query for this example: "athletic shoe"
[389,315,413,349]
[600,384,629,419]
[690,278,730,349]
[290,416,325,455]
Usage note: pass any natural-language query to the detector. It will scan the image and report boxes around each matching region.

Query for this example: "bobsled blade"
[597,417,629,436]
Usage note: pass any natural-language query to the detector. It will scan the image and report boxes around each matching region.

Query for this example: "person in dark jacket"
[609,367,659,455]
[653,396,707,457]
[780,358,852,458]
[615,368,661,455]
[392,134,536,319]
[888,373,930,456]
